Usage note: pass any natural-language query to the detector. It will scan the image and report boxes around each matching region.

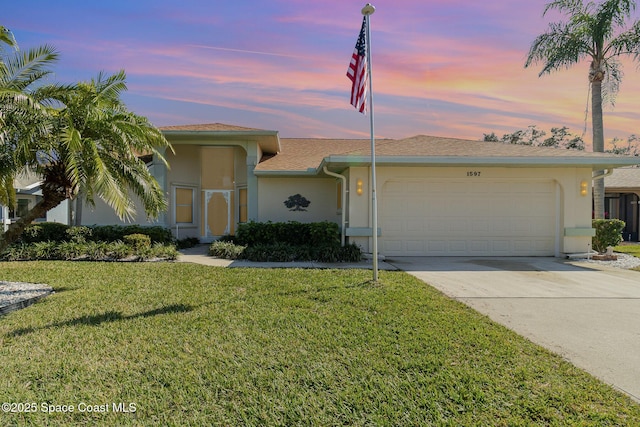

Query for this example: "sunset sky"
[5,0,640,146]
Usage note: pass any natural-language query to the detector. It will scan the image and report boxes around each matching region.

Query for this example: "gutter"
[322,166,346,246]
[324,155,640,169]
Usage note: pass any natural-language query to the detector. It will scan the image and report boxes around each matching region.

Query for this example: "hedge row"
[2,241,178,262]
[233,221,340,247]
[213,221,362,262]
[209,241,362,263]
[20,223,174,244]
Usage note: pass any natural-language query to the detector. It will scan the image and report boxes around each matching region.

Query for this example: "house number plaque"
[466,171,482,177]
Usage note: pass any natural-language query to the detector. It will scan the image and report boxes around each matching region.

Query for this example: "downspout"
[323,166,346,246]
[592,168,613,181]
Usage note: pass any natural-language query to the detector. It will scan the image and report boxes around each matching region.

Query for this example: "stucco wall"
[257,177,340,224]
[81,193,156,227]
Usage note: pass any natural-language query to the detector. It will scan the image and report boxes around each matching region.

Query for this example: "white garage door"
[380,179,557,256]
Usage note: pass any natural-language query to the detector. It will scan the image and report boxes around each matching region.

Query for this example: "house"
[1,175,69,231]
[77,123,640,257]
[604,167,640,242]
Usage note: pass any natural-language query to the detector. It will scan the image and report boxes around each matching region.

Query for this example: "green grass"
[1,262,639,426]
[614,244,640,257]
[614,245,640,271]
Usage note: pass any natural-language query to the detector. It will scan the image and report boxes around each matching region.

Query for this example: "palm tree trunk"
[0,193,66,253]
[592,79,605,219]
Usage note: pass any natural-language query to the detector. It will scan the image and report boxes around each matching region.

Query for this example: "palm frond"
[1,44,59,91]
[92,69,127,104]
[605,20,640,56]
[525,21,593,74]
[0,26,17,49]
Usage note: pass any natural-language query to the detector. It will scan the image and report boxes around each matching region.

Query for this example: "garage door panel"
[470,240,490,252]
[491,240,510,252]
[470,219,490,235]
[381,179,556,256]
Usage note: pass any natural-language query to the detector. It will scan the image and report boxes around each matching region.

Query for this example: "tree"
[0,37,171,252]
[525,0,640,219]
[607,134,640,155]
[482,125,585,150]
[1,32,60,226]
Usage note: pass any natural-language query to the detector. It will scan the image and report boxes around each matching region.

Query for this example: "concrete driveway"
[386,256,640,402]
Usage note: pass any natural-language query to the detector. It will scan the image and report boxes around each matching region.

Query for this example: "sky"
[5,0,640,146]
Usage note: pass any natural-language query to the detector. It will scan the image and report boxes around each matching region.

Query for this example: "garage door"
[380,179,557,256]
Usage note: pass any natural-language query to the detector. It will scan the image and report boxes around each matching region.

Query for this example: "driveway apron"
[387,256,640,402]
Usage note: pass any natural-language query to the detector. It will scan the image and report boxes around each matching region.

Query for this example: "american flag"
[347,17,368,114]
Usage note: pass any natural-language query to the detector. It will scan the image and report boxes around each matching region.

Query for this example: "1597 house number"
[466,171,482,177]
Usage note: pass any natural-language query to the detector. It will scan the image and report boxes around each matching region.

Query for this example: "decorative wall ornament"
[284,194,311,212]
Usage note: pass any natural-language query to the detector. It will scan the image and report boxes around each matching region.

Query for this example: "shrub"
[83,241,111,260]
[18,223,175,245]
[22,222,69,243]
[149,243,179,261]
[123,233,152,250]
[175,237,200,249]
[242,243,297,262]
[592,219,625,253]
[218,234,237,244]
[89,225,173,244]
[108,241,133,260]
[236,242,362,263]
[66,226,93,243]
[217,221,360,262]
[2,243,31,261]
[1,240,177,261]
[235,221,340,247]
[31,241,58,260]
[57,241,86,260]
[308,222,340,247]
[209,241,247,260]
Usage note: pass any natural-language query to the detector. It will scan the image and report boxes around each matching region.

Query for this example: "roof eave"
[162,130,281,154]
[322,155,640,170]
[254,169,319,177]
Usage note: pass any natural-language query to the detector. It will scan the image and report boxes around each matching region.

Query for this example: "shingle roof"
[255,134,640,173]
[159,123,268,132]
[377,135,615,158]
[605,167,640,188]
[255,138,389,171]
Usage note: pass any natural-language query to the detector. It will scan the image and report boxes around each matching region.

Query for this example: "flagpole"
[362,3,378,282]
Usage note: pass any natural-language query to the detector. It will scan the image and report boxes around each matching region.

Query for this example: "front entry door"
[202,190,232,241]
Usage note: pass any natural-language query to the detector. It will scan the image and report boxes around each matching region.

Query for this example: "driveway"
[386,256,640,403]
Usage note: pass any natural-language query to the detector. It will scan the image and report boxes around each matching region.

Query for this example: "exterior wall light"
[580,180,588,197]
[356,178,363,196]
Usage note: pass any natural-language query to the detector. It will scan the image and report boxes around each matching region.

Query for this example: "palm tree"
[0,65,172,252]
[525,0,640,219]
[1,33,60,229]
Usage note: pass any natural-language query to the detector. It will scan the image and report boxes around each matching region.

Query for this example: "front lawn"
[614,244,640,271]
[1,262,638,425]
[614,244,640,258]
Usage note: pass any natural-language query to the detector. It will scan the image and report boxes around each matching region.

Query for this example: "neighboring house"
[77,123,640,257]
[1,175,69,232]
[604,167,640,242]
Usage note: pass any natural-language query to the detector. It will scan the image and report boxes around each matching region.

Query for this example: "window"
[238,188,248,223]
[175,187,195,224]
[9,199,30,219]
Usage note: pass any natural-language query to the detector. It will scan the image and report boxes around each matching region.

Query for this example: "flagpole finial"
[361,3,375,15]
